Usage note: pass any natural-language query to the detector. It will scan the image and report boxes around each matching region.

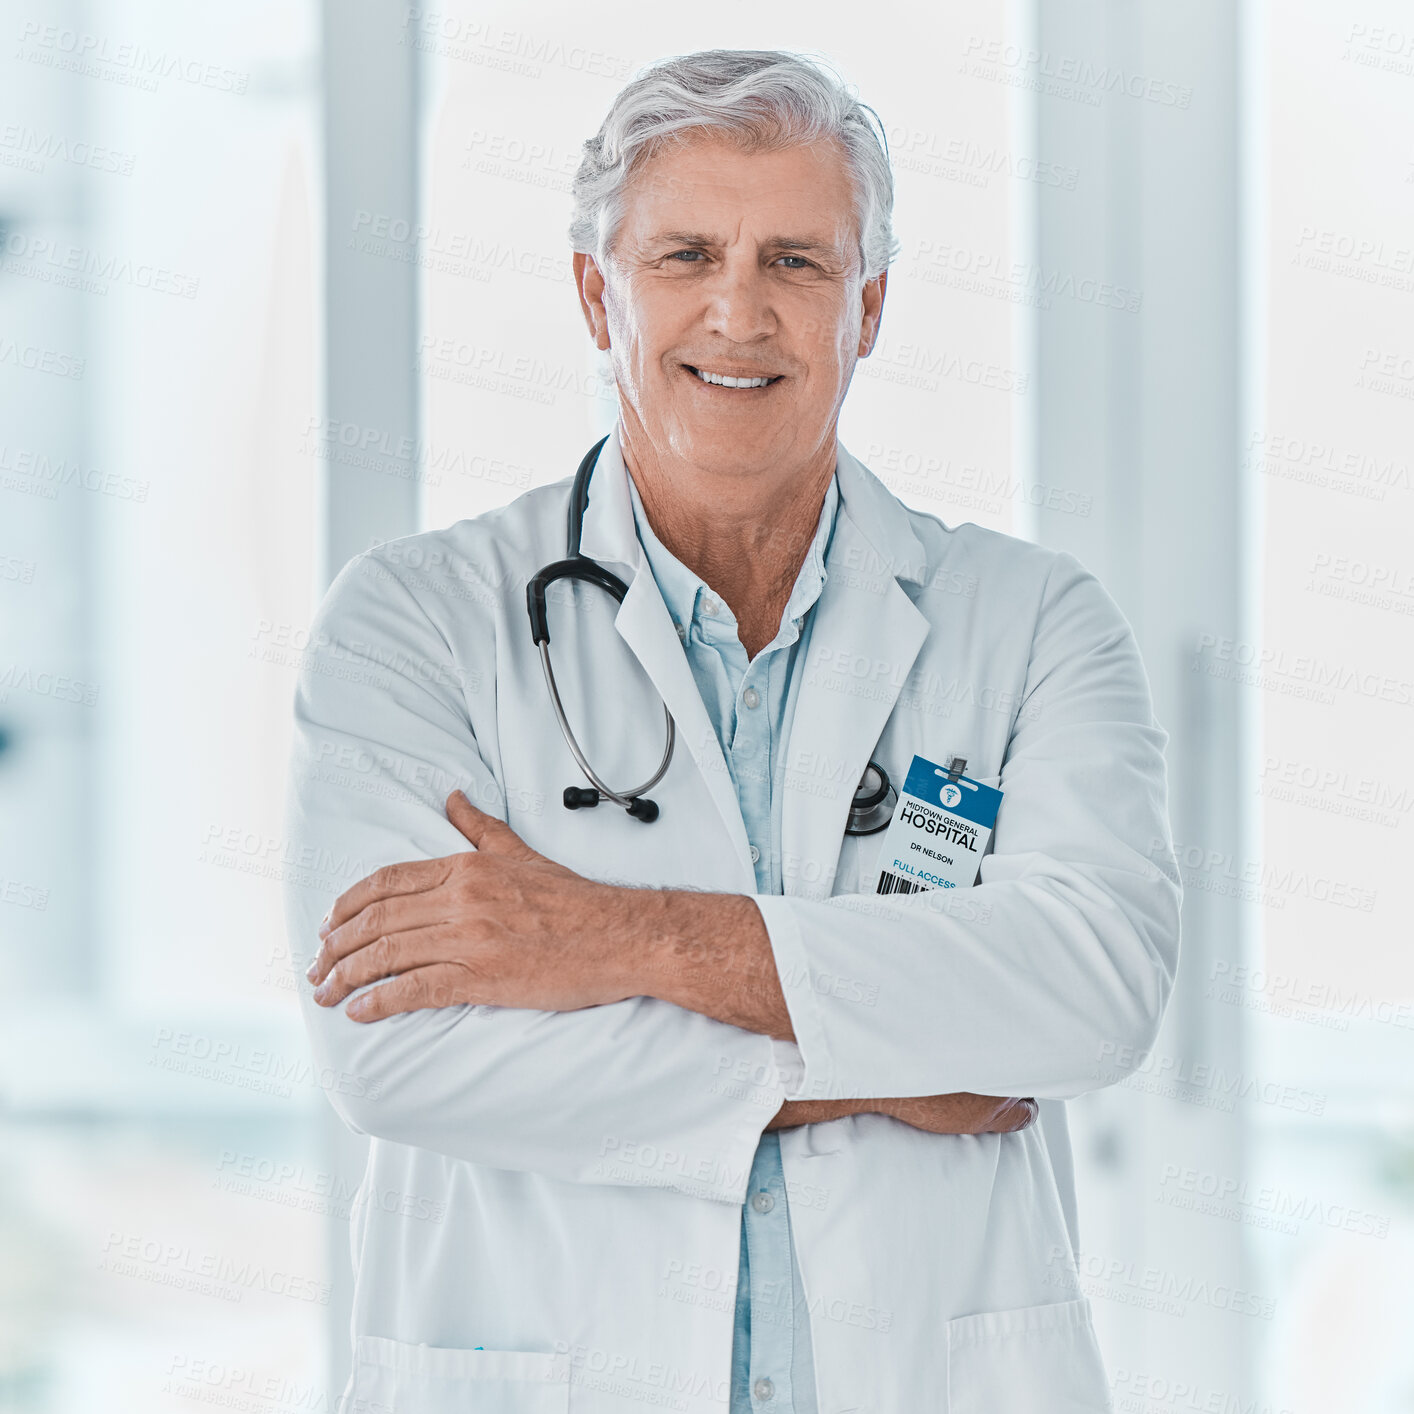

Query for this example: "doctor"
[289,47,1181,1414]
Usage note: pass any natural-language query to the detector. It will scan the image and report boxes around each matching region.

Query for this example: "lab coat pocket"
[945,1298,1111,1413]
[350,1334,571,1413]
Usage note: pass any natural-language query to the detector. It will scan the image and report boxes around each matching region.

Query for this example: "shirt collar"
[624,461,841,639]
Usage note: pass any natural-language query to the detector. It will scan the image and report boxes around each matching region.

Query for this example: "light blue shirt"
[625,464,840,1414]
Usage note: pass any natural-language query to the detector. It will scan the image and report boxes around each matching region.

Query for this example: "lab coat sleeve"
[753,549,1183,1101]
[282,549,791,1205]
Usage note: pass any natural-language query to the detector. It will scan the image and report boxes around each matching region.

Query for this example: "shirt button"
[674,621,686,641]
[702,596,719,617]
[742,686,761,709]
[748,844,761,864]
[750,1189,774,1213]
[753,1376,775,1401]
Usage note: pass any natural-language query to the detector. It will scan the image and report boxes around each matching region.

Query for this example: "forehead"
[622,132,858,244]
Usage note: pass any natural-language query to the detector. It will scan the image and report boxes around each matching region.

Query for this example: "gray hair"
[568,49,899,281]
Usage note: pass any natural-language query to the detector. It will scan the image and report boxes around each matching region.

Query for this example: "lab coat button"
[742,686,761,709]
[752,1376,775,1401]
[748,844,761,864]
[750,1189,774,1213]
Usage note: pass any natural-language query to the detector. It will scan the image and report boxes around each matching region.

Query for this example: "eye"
[776,255,813,270]
[667,249,705,263]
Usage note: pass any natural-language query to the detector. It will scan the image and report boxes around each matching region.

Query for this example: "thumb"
[446,789,542,861]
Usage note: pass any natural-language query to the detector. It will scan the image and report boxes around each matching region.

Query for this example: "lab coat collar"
[579,421,933,894]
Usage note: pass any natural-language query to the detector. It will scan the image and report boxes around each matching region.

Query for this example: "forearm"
[765,1098,870,1129]
[766,1093,1040,1134]
[296,875,795,1196]
[624,887,795,1041]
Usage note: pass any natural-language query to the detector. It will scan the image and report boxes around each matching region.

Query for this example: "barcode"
[876,872,927,896]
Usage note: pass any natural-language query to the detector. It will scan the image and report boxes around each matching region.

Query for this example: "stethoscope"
[525,435,898,834]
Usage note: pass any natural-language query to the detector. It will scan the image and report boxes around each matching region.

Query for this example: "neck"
[619,421,836,659]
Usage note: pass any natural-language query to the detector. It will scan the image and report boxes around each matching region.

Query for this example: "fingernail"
[313,981,330,1003]
[305,960,319,982]
[318,917,331,939]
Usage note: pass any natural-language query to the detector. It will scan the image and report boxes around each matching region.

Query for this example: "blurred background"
[2,0,1412,1409]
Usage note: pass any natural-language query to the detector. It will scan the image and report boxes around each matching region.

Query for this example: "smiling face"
[573,131,886,485]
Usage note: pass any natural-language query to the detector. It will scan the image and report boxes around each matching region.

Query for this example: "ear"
[573,251,612,352]
[858,268,887,357]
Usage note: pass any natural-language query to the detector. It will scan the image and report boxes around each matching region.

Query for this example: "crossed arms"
[283,547,1179,1199]
[303,788,1036,1137]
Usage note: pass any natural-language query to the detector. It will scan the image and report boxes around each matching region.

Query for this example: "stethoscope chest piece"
[846,761,896,836]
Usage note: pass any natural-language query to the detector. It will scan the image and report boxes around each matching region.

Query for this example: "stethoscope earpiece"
[563,785,660,821]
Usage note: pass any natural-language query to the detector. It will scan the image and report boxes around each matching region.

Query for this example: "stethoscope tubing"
[535,638,675,808]
[528,436,895,833]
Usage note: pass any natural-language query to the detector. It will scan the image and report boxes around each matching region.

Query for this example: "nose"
[700,255,778,346]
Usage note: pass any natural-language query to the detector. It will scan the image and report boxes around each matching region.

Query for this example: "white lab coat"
[283,424,1181,1414]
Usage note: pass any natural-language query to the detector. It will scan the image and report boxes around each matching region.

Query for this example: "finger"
[321,856,450,943]
[446,790,542,862]
[310,871,457,985]
[313,923,470,1006]
[344,962,485,1023]
[446,789,490,845]
[995,1098,1038,1133]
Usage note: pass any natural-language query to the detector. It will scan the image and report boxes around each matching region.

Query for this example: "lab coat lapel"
[781,445,932,900]
[576,428,933,898]
[577,428,755,884]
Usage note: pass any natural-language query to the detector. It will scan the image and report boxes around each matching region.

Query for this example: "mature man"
[288,48,1181,1414]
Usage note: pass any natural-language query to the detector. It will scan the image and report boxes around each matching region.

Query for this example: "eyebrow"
[652,230,845,256]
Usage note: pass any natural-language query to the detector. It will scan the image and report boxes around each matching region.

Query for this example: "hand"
[880,1093,1038,1135]
[305,791,634,1021]
[767,1094,1037,1135]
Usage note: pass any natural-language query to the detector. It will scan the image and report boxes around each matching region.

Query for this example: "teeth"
[693,367,775,388]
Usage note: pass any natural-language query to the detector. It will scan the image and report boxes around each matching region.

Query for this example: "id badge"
[875,755,1003,896]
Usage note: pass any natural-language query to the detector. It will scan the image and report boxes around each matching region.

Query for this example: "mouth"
[682,363,784,391]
